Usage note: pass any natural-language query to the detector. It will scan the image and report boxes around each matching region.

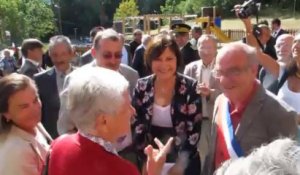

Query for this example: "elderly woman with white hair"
[47,67,173,175]
[215,138,300,175]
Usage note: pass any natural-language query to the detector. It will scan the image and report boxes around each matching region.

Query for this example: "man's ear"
[91,47,97,58]
[95,114,108,133]
[2,112,11,121]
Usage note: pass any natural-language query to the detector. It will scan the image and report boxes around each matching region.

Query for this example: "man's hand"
[197,83,211,97]
[145,137,174,175]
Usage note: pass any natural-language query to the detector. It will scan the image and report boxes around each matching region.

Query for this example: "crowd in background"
[0,13,300,175]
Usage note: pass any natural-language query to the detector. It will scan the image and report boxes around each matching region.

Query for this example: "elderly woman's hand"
[144,137,174,175]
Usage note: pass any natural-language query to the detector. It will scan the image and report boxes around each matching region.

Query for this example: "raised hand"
[144,137,174,175]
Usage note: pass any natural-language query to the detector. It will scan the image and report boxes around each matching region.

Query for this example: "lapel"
[236,85,266,140]
[25,59,38,71]
[45,68,59,100]
[146,74,180,129]
[197,60,203,82]
[10,125,47,164]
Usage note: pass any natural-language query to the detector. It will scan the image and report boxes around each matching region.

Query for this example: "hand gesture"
[144,137,174,175]
[197,83,211,97]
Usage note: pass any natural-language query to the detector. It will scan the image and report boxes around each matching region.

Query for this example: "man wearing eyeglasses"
[202,42,297,175]
[57,29,139,138]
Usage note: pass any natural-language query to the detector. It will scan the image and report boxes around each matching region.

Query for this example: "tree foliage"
[114,0,140,19]
[0,0,55,46]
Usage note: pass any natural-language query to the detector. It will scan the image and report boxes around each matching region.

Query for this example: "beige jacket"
[0,123,51,175]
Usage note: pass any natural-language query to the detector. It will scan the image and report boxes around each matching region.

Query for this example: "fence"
[222,29,299,41]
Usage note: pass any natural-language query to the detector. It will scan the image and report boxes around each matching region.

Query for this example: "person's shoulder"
[34,67,54,79]
[136,44,143,50]
[186,60,201,69]
[51,134,78,151]
[0,131,34,159]
[80,49,92,58]
[260,87,296,116]
[177,73,197,84]
[120,64,138,75]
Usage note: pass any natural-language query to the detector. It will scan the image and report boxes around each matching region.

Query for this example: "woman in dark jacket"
[132,34,202,175]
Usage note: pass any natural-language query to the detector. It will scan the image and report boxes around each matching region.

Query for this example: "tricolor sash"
[215,96,244,159]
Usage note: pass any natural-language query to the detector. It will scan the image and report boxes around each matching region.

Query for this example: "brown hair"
[0,73,37,131]
[144,34,182,72]
[21,38,43,58]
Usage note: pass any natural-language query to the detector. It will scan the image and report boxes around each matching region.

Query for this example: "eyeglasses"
[102,52,123,59]
[212,67,250,78]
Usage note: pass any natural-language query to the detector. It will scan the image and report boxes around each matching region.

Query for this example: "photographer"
[235,4,300,119]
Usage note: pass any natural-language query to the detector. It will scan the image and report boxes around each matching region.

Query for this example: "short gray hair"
[142,34,151,45]
[48,35,72,54]
[66,67,129,132]
[197,34,218,48]
[217,42,258,67]
[215,138,300,175]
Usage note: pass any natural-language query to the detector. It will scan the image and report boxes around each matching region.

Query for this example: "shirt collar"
[229,81,258,113]
[54,65,72,76]
[201,59,215,69]
[79,132,118,155]
[26,58,40,67]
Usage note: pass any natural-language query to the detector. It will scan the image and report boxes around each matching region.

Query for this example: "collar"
[26,58,40,67]
[54,65,72,76]
[201,59,215,69]
[229,81,258,113]
[274,28,282,34]
[79,132,118,155]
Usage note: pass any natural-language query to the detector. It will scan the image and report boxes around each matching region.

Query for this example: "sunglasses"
[102,52,123,59]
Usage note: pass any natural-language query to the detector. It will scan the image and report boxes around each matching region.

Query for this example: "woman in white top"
[0,73,51,175]
[241,16,300,114]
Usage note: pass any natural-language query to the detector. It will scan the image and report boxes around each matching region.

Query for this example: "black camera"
[237,0,259,19]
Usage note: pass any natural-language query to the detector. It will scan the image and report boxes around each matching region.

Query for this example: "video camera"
[236,0,260,19]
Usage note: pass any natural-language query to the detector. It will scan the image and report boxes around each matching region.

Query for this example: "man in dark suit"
[77,26,104,66]
[18,38,44,78]
[271,18,288,41]
[34,35,75,139]
[119,33,132,66]
[129,29,142,56]
[131,34,152,77]
[202,43,297,175]
[171,23,200,72]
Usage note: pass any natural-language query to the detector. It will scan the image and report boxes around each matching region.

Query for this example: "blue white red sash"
[216,96,244,159]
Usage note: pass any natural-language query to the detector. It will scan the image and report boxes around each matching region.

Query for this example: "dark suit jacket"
[274,28,288,41]
[264,37,277,60]
[202,84,298,175]
[129,40,140,56]
[79,50,93,66]
[131,45,150,78]
[124,43,132,65]
[180,42,200,72]
[18,59,40,78]
[259,68,279,94]
[34,68,61,138]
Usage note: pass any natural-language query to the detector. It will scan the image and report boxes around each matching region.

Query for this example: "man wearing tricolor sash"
[202,42,298,175]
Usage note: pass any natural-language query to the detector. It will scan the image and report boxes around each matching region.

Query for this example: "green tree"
[114,0,140,19]
[160,0,182,14]
[0,0,55,46]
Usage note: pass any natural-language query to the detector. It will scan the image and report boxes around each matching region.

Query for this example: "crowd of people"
[0,11,300,175]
